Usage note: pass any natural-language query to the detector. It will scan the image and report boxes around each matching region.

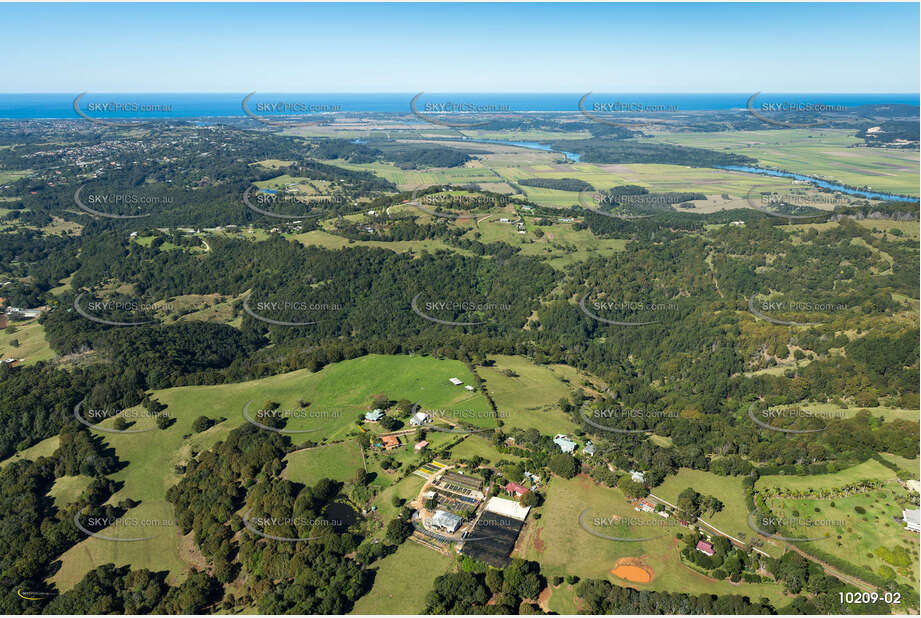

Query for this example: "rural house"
[696,540,715,557]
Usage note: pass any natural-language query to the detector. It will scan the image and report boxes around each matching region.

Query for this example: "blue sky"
[1,3,918,92]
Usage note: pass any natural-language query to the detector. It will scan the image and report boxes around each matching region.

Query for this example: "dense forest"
[549,139,759,167]
[307,138,474,168]
[518,177,594,192]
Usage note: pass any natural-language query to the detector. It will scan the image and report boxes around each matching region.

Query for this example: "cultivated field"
[646,128,920,196]
[762,487,920,594]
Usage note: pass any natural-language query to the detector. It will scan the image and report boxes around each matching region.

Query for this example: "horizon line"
[3,91,920,95]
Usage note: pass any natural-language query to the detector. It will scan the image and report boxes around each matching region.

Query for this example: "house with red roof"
[696,540,715,557]
[505,482,529,497]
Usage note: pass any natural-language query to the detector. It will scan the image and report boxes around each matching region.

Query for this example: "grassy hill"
[50,353,488,590]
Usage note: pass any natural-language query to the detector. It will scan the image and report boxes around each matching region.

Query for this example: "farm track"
[649,493,881,594]
[286,437,352,456]
[648,493,769,557]
[781,542,879,594]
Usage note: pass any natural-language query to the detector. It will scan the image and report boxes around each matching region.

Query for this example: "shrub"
[192,415,215,433]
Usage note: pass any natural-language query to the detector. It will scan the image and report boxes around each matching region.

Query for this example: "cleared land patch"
[519,475,787,604]
[350,540,454,615]
[284,440,365,485]
[0,318,56,365]
[478,354,578,435]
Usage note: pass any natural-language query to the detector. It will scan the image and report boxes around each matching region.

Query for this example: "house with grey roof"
[553,434,577,454]
[364,409,384,422]
[431,510,463,533]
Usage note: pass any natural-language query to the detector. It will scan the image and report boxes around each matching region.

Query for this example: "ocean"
[0,93,917,120]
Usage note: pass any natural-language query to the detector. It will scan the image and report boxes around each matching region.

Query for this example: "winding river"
[719,165,917,202]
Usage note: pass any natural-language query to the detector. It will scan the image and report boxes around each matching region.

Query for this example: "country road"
[648,493,880,593]
[782,541,879,593]
[648,493,769,557]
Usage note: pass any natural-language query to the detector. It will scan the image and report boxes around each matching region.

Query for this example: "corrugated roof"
[484,496,530,521]
[553,434,577,453]
[696,540,715,555]
[505,482,529,495]
[432,510,463,531]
